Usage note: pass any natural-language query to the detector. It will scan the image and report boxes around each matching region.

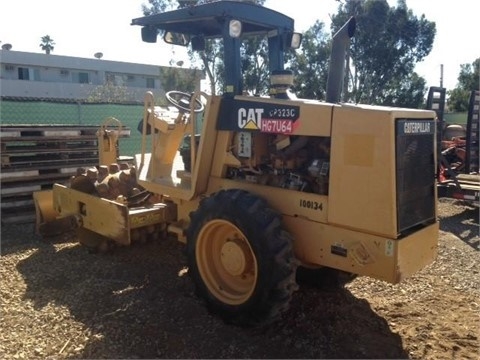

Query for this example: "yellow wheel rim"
[196,219,257,305]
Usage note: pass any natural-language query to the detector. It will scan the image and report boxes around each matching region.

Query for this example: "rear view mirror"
[164,31,190,46]
[141,26,158,43]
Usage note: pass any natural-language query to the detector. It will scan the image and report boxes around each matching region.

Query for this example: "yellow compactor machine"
[35,1,439,325]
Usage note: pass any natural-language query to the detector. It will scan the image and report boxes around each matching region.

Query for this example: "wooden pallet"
[0,124,130,224]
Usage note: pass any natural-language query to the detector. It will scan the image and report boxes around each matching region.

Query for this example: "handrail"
[139,91,155,174]
[189,90,210,177]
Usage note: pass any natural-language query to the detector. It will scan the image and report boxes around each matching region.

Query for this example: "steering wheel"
[166,90,204,113]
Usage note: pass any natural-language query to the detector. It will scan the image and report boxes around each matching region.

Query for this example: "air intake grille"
[396,119,436,234]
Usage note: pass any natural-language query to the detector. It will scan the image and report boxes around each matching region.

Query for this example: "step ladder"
[426,86,446,121]
[426,87,446,153]
[465,90,479,174]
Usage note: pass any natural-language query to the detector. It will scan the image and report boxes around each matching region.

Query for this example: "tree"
[191,38,224,95]
[39,35,55,54]
[141,0,175,15]
[159,64,201,93]
[288,21,330,100]
[86,83,135,103]
[381,72,427,108]
[331,0,435,107]
[241,37,269,95]
[141,0,266,95]
[448,58,480,112]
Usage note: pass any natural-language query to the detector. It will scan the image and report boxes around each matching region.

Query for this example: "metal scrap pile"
[440,124,469,180]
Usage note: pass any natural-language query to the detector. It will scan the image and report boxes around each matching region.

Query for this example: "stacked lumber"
[0,125,130,224]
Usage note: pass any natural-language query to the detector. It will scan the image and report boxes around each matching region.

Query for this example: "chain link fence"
[0,99,146,157]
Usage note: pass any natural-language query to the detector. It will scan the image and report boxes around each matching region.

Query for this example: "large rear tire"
[186,189,298,325]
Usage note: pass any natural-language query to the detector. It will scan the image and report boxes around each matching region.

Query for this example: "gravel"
[0,197,478,359]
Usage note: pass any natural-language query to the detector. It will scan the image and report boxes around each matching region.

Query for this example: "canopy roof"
[131,1,295,39]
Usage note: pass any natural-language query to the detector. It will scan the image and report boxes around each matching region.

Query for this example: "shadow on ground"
[14,231,408,359]
[0,222,75,256]
[439,201,479,250]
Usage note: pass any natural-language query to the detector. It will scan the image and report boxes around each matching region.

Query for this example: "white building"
[0,50,202,103]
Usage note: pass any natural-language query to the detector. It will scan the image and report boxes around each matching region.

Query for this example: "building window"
[115,75,126,86]
[78,72,89,84]
[18,67,29,80]
[105,73,115,84]
[105,73,128,86]
[146,77,155,88]
[105,73,115,85]
[33,69,41,81]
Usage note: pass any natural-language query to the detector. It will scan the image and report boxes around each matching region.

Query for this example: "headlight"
[290,33,302,49]
[229,20,242,38]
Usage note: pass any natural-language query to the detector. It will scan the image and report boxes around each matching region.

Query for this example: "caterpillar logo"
[238,108,263,130]
[397,119,435,135]
[404,122,431,133]
[237,107,296,134]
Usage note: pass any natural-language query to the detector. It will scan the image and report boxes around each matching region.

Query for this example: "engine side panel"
[328,105,397,237]
[328,105,437,238]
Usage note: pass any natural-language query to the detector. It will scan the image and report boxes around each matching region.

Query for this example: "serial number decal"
[269,108,296,118]
[299,199,323,211]
[261,119,292,133]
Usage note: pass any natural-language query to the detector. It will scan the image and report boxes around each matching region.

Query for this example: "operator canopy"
[131,1,298,42]
[131,1,302,96]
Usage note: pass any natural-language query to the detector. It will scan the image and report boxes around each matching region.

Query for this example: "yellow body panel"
[328,106,397,237]
[53,184,131,245]
[328,104,437,238]
[283,215,438,284]
[208,177,328,223]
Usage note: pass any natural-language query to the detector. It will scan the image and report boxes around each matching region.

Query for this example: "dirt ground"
[0,198,479,359]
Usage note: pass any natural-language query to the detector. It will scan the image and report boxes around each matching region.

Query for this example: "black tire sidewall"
[187,190,293,324]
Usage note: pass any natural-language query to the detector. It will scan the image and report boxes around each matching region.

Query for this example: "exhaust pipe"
[326,16,356,103]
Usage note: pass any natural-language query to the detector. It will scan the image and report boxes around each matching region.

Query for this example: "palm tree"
[39,35,55,54]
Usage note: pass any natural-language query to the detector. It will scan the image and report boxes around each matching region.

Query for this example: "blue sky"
[1,0,478,91]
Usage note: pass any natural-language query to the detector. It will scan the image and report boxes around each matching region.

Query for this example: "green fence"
[0,100,146,157]
[444,112,467,125]
[1,99,468,158]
